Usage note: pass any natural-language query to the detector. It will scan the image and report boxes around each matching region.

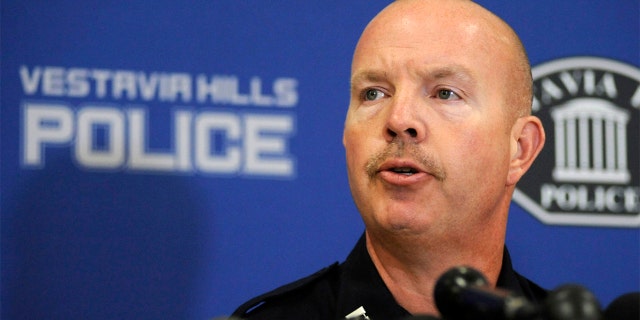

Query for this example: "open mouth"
[389,167,419,175]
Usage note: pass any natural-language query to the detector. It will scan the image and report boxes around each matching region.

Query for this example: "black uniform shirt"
[232,234,548,320]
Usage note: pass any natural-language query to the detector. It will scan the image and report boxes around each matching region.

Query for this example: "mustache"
[365,140,446,181]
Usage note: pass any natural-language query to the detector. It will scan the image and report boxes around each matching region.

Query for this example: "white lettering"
[19,66,298,108]
[195,112,241,173]
[583,70,596,95]
[67,68,90,97]
[42,67,65,96]
[631,84,640,109]
[75,107,125,168]
[605,186,625,212]
[92,69,112,98]
[559,71,580,95]
[540,183,639,213]
[21,103,296,177]
[159,73,192,102]
[244,114,294,176]
[19,65,42,95]
[175,110,193,171]
[274,78,298,107]
[597,73,617,98]
[540,78,564,104]
[138,72,161,101]
[113,71,137,100]
[128,108,181,171]
[23,102,74,166]
[250,77,274,106]
[625,187,640,212]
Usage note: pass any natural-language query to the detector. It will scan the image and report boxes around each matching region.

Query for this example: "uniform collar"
[335,234,411,319]
[334,233,539,319]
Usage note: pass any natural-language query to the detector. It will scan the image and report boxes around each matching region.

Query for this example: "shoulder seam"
[231,262,340,318]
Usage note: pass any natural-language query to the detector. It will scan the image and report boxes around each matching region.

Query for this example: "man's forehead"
[354,4,506,64]
[362,0,511,48]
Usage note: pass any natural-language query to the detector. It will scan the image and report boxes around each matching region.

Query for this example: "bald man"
[232,0,546,319]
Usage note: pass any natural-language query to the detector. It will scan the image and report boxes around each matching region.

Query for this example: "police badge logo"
[513,57,640,227]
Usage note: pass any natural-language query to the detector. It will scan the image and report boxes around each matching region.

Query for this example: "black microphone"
[603,291,639,320]
[434,266,540,320]
[542,284,602,320]
[400,315,441,320]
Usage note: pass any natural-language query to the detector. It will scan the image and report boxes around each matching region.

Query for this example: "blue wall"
[2,1,638,319]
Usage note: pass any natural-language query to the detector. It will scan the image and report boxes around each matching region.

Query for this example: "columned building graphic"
[551,98,630,184]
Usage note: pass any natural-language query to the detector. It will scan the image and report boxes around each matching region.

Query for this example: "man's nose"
[384,95,426,143]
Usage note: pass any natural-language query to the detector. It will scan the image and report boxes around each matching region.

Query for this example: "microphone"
[603,292,639,320]
[434,266,540,320]
[542,284,602,320]
[434,266,606,320]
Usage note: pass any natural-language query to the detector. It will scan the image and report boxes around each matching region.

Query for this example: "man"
[232,0,546,318]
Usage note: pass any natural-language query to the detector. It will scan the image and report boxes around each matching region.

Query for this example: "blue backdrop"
[2,1,638,319]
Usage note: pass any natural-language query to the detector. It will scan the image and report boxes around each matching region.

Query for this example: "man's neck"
[365,229,505,316]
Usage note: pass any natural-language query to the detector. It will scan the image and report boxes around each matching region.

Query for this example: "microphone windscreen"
[544,284,602,320]
[433,266,489,319]
[604,292,639,320]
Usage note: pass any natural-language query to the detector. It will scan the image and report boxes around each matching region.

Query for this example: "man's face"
[343,2,521,238]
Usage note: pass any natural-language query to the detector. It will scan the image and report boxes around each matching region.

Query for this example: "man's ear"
[507,116,546,186]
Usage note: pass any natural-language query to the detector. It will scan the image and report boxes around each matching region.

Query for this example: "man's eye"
[437,89,460,100]
[363,88,385,101]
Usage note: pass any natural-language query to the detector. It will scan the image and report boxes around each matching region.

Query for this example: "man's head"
[343,0,545,243]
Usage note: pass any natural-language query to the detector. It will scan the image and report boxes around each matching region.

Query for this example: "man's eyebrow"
[351,65,476,87]
[350,70,387,90]
[425,65,476,85]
